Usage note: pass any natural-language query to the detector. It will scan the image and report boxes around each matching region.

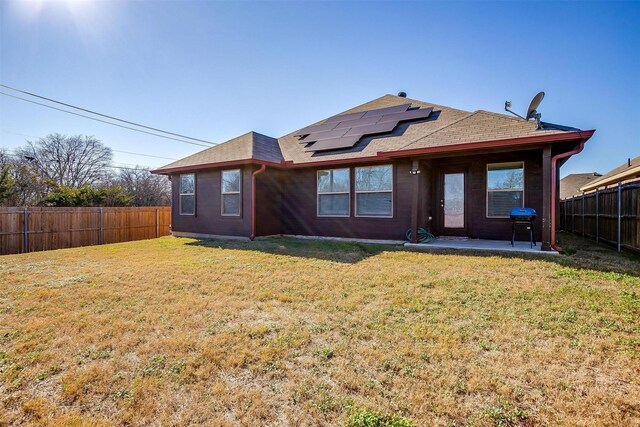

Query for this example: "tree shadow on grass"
[183,233,640,277]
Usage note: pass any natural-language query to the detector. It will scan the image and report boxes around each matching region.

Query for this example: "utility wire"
[2,130,178,161]
[1,91,211,148]
[1,83,217,146]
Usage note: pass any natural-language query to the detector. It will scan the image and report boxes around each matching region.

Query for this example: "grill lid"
[509,207,537,221]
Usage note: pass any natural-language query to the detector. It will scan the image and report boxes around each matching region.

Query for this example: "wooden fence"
[559,181,640,252]
[0,207,171,255]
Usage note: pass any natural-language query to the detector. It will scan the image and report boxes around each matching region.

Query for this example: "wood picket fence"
[0,206,171,255]
[559,181,640,252]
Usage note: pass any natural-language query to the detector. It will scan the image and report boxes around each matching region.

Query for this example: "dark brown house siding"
[255,168,284,236]
[280,160,414,240]
[425,149,543,240]
[168,149,546,242]
[170,165,253,237]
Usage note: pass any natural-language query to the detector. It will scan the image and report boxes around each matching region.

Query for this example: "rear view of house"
[152,94,594,251]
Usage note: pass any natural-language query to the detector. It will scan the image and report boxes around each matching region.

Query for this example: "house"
[579,155,640,193]
[560,172,602,199]
[151,94,595,251]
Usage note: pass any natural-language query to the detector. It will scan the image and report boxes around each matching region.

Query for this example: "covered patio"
[405,238,559,255]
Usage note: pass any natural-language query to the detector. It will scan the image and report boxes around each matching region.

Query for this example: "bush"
[41,185,133,207]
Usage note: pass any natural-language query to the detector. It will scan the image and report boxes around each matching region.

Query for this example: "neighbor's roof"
[560,173,602,199]
[153,94,593,173]
[580,155,640,192]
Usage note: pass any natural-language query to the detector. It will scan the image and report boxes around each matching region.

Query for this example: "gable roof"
[152,94,593,174]
[580,155,640,192]
[560,173,602,199]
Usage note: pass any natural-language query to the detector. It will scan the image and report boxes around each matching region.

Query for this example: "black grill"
[510,208,537,248]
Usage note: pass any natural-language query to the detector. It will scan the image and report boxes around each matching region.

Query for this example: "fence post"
[595,189,599,243]
[155,208,159,238]
[563,200,567,230]
[582,195,585,237]
[99,207,103,245]
[617,183,622,252]
[572,197,576,233]
[23,207,28,253]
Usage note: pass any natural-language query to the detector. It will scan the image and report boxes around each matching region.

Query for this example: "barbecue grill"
[510,208,537,248]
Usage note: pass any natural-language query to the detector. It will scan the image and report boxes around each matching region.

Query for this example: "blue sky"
[1,1,638,176]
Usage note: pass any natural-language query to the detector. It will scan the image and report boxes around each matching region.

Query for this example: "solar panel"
[332,115,381,130]
[362,103,411,117]
[293,121,339,137]
[305,135,361,152]
[344,120,397,136]
[300,128,350,143]
[299,104,434,153]
[324,111,366,124]
[378,107,433,123]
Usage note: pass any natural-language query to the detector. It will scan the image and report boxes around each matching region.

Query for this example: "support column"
[541,147,552,251]
[410,159,421,243]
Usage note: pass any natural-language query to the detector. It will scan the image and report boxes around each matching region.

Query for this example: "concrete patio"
[405,238,559,255]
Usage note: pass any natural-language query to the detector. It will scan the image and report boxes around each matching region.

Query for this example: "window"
[317,168,350,217]
[221,169,241,216]
[487,162,524,217]
[179,174,195,215]
[355,165,393,217]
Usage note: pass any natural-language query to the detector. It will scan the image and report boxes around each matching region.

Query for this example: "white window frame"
[221,169,242,217]
[486,161,525,218]
[317,168,351,217]
[354,165,394,218]
[179,173,195,216]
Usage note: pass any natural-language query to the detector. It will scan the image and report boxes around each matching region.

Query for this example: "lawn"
[1,233,639,426]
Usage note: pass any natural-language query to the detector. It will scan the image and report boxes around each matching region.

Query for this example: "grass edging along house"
[151,93,595,251]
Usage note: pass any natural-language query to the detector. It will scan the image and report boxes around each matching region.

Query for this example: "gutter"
[250,164,267,240]
[550,130,595,251]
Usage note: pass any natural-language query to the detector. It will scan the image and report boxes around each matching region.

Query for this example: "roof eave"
[150,159,285,175]
[381,130,595,159]
[579,164,640,192]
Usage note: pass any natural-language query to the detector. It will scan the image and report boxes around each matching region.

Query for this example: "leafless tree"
[16,134,113,188]
[0,149,53,206]
[117,167,171,206]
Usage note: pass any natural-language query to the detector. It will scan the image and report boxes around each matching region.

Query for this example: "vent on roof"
[294,103,433,152]
[398,91,407,98]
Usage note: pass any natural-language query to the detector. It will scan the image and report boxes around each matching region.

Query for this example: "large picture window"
[221,169,241,216]
[179,174,195,215]
[487,162,524,217]
[317,168,350,217]
[355,165,393,217]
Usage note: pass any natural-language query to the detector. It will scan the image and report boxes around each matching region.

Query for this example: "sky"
[1,0,638,176]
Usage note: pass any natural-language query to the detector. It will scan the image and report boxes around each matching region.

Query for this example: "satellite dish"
[526,91,545,120]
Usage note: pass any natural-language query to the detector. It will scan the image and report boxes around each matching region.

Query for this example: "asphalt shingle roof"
[580,155,640,191]
[153,94,586,173]
[560,173,602,199]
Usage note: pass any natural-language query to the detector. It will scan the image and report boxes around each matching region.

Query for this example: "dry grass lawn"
[1,233,639,426]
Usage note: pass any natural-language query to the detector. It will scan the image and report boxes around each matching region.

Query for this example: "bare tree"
[17,134,113,188]
[117,167,171,206]
[0,149,53,206]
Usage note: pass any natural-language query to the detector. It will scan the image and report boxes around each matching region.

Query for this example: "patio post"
[410,159,421,243]
[541,146,552,250]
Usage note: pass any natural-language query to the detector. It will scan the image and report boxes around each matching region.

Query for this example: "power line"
[1,83,217,146]
[1,91,212,148]
[4,148,156,172]
[2,130,178,161]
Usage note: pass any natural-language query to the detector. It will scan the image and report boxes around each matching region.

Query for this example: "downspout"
[550,140,585,251]
[250,164,267,240]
